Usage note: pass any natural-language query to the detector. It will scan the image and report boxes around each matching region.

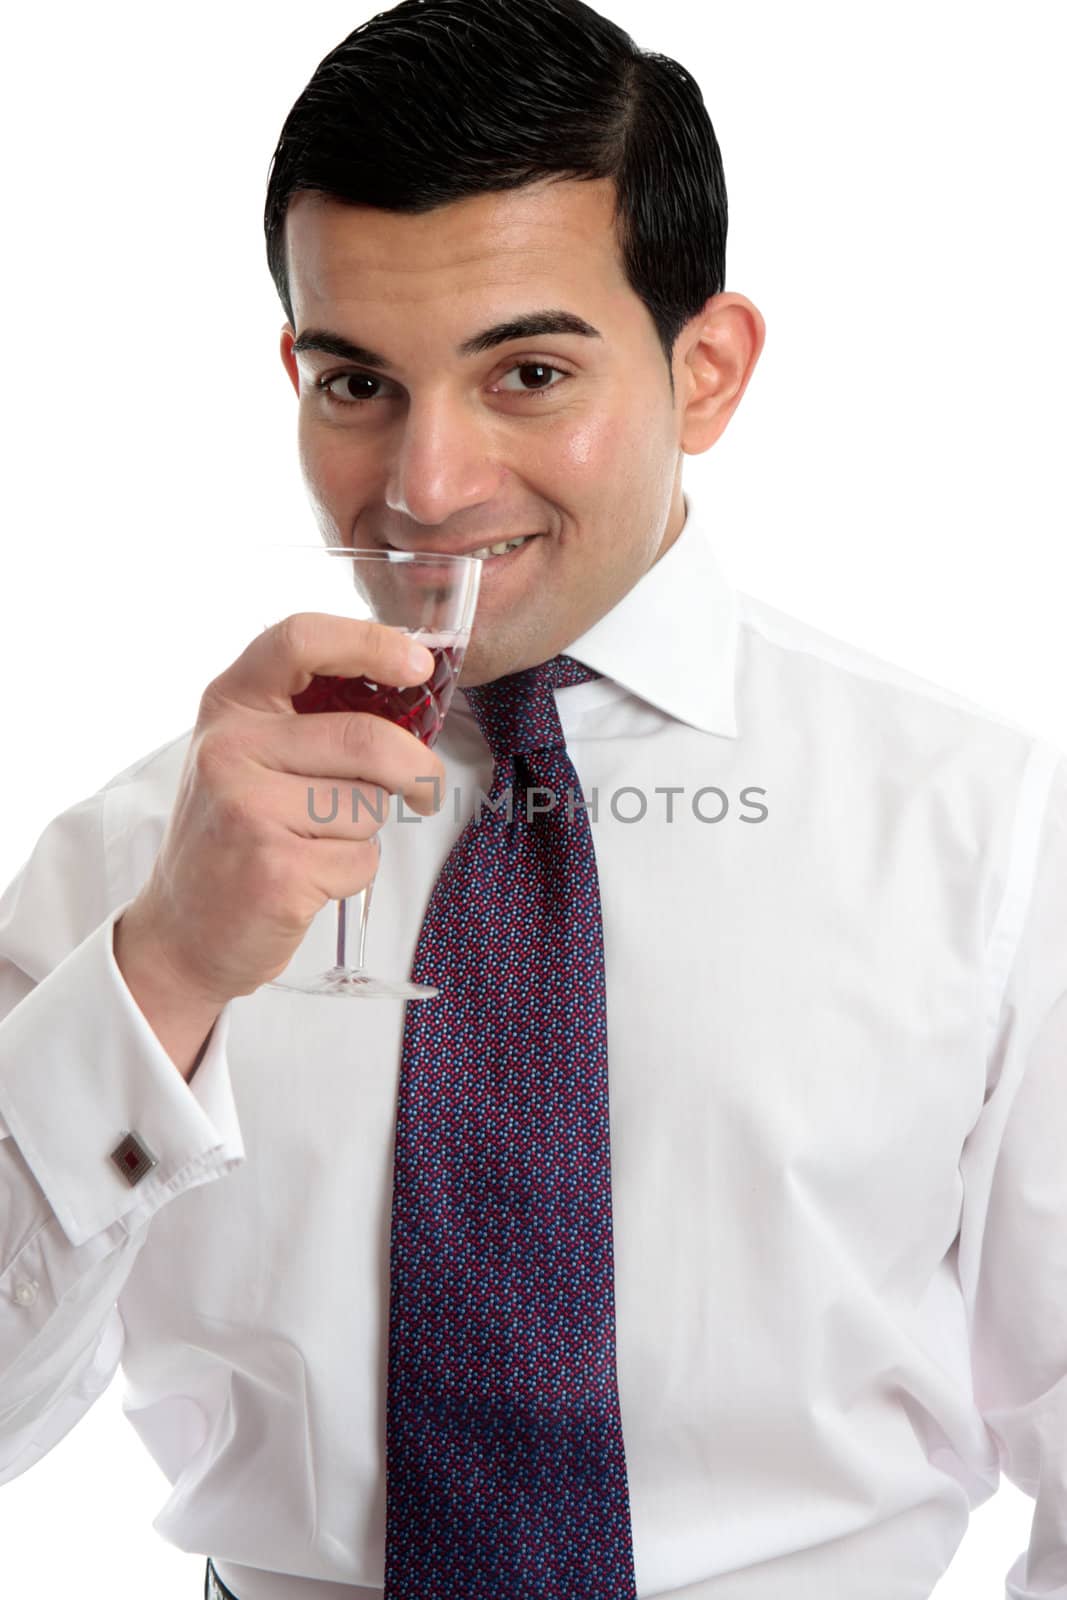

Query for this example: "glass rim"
[263,544,482,566]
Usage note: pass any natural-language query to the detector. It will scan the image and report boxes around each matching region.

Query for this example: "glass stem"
[335,836,380,974]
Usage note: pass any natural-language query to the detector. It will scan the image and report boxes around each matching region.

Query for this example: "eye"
[313,360,572,408]
[316,371,391,405]
[494,363,570,395]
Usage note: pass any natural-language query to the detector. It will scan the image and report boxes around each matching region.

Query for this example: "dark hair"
[263,0,727,383]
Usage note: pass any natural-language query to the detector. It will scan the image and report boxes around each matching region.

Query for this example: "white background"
[1,1,1064,1593]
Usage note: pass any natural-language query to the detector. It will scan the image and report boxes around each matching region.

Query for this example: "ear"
[279,325,301,398]
[675,293,766,455]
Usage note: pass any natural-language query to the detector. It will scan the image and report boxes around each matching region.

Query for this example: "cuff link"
[109,1130,158,1187]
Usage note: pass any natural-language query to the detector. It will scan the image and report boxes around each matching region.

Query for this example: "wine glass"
[267,547,481,1000]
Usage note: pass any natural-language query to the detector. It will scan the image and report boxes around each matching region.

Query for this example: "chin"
[457,656,499,689]
[459,644,516,688]
[460,620,557,687]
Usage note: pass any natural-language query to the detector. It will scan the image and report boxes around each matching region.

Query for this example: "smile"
[466,535,532,562]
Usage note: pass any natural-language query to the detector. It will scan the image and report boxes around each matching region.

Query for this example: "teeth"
[470,536,528,561]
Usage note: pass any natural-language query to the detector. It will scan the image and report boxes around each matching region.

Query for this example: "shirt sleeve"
[0,776,244,1483]
[960,741,1067,1598]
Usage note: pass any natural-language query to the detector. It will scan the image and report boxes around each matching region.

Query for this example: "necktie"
[384,654,638,1600]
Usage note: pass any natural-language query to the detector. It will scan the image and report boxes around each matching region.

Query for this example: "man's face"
[280,177,690,686]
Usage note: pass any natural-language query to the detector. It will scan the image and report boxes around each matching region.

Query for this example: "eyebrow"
[290,309,603,371]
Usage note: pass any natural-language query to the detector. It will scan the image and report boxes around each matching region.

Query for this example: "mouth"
[466,533,539,568]
[386,534,540,564]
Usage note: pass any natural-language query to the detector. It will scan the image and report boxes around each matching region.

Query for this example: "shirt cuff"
[0,903,244,1248]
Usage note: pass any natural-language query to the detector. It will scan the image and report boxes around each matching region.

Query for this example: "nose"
[383,389,507,527]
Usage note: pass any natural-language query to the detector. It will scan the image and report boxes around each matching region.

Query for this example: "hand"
[114,612,445,1009]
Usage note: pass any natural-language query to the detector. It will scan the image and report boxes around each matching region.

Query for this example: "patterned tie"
[384,654,638,1600]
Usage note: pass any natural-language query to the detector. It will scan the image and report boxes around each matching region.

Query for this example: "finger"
[256,706,445,794]
[206,613,434,713]
[199,710,446,814]
[192,766,396,849]
[278,768,429,839]
[299,835,385,905]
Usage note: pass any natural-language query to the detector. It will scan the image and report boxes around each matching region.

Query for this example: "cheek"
[298,414,367,500]
[559,419,599,472]
[296,408,324,486]
[551,386,673,480]
[550,408,637,477]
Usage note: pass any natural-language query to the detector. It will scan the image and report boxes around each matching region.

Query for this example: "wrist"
[113,905,227,1081]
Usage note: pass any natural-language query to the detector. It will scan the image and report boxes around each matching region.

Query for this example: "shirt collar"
[561,490,739,737]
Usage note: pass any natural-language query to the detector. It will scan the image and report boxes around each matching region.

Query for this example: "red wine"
[290,634,466,747]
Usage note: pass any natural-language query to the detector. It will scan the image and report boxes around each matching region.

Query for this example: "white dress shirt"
[1,491,1065,1600]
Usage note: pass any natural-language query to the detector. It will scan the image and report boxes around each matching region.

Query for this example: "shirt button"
[13,1280,39,1307]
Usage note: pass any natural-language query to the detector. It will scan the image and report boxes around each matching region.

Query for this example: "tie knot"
[462,654,601,761]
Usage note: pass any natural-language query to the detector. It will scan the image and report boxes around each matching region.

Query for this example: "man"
[1,1,1064,1597]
